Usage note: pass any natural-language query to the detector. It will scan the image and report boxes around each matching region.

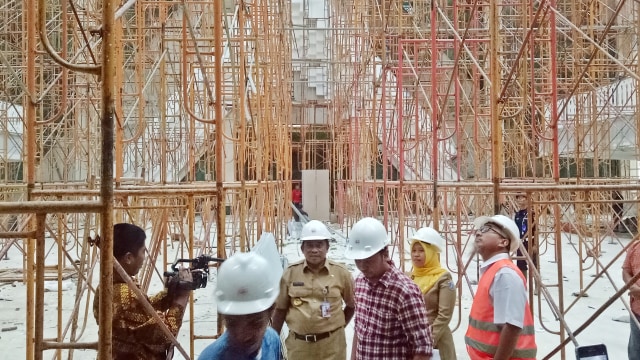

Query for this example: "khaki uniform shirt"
[407,271,457,359]
[422,272,457,359]
[422,273,456,341]
[275,259,355,334]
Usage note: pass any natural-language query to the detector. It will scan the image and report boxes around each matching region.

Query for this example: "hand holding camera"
[164,255,225,292]
[167,267,193,306]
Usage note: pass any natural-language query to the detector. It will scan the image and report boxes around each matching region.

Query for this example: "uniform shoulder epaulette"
[288,259,305,268]
[327,259,349,270]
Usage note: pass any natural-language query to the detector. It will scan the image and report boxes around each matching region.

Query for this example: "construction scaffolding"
[329,0,640,358]
[0,0,639,358]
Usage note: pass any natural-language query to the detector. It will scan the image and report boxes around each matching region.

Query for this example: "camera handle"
[170,255,225,273]
[164,255,225,290]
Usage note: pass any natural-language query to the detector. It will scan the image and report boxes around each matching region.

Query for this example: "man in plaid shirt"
[345,217,434,360]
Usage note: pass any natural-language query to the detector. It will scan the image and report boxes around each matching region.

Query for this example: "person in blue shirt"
[514,193,537,282]
[199,252,284,360]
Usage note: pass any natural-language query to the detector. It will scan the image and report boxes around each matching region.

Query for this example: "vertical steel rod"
[215,0,226,259]
[34,213,46,360]
[490,0,502,214]
[98,0,117,358]
[25,0,37,358]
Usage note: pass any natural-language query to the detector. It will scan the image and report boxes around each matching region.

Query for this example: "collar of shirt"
[479,253,510,275]
[302,259,330,274]
[362,265,399,288]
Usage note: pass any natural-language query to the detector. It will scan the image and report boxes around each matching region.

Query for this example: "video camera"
[163,255,224,291]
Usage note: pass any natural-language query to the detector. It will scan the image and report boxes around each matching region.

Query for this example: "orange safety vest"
[465,259,537,360]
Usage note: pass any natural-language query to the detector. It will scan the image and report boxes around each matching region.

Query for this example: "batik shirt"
[353,265,433,359]
[93,282,186,360]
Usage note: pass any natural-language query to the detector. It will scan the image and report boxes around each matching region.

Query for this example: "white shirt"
[480,253,527,328]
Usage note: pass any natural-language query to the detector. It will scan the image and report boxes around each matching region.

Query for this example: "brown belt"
[292,327,341,342]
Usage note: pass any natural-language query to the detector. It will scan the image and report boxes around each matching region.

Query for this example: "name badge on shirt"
[321,301,331,318]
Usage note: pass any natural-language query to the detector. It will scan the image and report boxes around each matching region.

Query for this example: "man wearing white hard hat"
[199,252,283,360]
[465,215,537,360]
[345,217,433,360]
[272,220,355,360]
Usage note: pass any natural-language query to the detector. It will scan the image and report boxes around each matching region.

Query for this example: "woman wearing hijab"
[409,227,457,360]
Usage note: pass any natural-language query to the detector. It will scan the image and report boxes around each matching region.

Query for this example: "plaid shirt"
[353,265,433,359]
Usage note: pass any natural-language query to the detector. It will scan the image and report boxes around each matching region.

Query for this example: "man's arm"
[151,268,192,311]
[397,287,433,357]
[342,269,356,325]
[622,244,640,300]
[271,273,291,334]
[623,268,640,299]
[271,308,287,334]
[350,332,358,360]
[411,355,431,360]
[494,323,522,360]
[112,284,187,347]
[343,305,355,325]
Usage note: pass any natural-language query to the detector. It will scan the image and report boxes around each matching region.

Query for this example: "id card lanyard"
[321,286,331,318]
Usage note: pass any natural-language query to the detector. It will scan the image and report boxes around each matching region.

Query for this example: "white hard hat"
[409,227,444,252]
[252,232,284,281]
[215,252,279,315]
[473,214,521,253]
[344,217,390,260]
[300,220,332,241]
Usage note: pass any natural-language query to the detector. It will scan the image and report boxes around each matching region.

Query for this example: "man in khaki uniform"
[272,220,355,360]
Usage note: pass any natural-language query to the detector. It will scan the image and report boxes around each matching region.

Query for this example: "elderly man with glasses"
[465,215,537,360]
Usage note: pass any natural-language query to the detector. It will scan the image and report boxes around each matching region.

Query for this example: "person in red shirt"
[292,184,302,206]
[292,184,307,222]
[622,240,640,360]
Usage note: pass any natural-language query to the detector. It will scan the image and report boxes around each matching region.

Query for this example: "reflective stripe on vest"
[465,259,537,360]
[468,317,536,335]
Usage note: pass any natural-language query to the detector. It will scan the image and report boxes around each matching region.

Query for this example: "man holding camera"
[272,220,355,360]
[93,223,193,360]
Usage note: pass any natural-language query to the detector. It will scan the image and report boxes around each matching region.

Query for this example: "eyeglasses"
[477,224,507,239]
[476,224,512,250]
